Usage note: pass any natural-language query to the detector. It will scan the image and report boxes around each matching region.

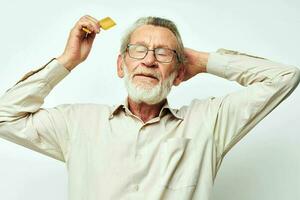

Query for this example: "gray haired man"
[0,15,299,200]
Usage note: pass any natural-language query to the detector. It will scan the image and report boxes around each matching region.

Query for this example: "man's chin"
[132,81,159,90]
[127,84,163,104]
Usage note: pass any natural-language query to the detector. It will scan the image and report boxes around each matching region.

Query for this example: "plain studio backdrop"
[0,0,299,199]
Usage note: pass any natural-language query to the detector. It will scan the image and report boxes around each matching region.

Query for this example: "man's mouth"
[134,74,158,80]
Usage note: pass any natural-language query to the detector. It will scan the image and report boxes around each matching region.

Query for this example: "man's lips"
[134,74,158,80]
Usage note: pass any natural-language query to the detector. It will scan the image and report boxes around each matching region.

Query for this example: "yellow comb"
[99,17,116,30]
[82,17,116,34]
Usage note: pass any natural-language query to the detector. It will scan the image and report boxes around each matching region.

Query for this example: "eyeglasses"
[126,44,178,63]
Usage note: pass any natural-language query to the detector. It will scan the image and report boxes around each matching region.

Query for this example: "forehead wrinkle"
[130,25,177,49]
[134,41,172,49]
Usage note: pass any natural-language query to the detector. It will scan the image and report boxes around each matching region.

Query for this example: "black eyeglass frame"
[126,44,179,63]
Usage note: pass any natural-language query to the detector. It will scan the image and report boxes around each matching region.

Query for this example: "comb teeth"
[99,17,116,30]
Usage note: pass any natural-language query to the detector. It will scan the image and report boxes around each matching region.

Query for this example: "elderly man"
[0,15,299,200]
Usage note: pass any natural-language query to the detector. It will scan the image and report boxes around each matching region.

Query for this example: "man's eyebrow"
[156,44,172,49]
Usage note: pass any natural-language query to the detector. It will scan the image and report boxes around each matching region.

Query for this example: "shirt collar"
[109,98,183,120]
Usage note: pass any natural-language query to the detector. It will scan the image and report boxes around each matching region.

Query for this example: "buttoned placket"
[125,109,164,194]
[122,110,143,193]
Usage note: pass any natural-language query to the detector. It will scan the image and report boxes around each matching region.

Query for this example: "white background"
[0,0,299,199]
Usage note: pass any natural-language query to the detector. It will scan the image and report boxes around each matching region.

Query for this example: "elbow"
[290,66,300,88]
[281,66,300,96]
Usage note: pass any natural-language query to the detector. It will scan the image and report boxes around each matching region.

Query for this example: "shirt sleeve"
[205,48,300,169]
[0,58,71,162]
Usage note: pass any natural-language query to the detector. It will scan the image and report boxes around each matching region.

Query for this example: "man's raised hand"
[57,15,101,71]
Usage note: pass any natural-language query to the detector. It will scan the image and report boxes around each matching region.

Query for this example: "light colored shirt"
[0,49,299,200]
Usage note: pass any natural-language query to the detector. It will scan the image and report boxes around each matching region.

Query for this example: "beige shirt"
[0,49,299,200]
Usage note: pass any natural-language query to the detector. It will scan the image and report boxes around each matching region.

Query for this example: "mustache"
[131,67,161,80]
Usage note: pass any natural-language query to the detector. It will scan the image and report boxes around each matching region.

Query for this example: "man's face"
[118,25,183,104]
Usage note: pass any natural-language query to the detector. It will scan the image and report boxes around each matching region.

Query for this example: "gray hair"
[120,16,186,67]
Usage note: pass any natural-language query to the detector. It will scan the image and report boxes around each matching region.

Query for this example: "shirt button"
[132,184,139,191]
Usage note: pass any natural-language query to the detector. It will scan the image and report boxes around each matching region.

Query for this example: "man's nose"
[142,50,157,67]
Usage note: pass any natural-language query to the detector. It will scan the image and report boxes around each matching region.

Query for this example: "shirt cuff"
[206,51,230,79]
[43,58,70,88]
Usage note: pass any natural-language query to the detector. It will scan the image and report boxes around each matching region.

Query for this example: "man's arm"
[183,48,300,175]
[0,15,101,161]
[0,59,71,161]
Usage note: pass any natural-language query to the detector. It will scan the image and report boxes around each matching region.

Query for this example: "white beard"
[122,64,178,105]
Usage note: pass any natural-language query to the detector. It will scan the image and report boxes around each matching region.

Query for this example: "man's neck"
[127,97,166,123]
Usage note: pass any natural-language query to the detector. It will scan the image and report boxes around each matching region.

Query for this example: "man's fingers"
[79,21,97,33]
[83,15,101,31]
[85,15,99,24]
[77,16,101,34]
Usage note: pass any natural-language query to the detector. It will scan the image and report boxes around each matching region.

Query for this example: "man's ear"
[117,54,124,78]
[173,64,186,86]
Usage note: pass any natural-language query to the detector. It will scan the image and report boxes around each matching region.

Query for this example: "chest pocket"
[159,137,198,190]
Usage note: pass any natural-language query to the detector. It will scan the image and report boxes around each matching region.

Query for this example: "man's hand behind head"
[182,48,208,81]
